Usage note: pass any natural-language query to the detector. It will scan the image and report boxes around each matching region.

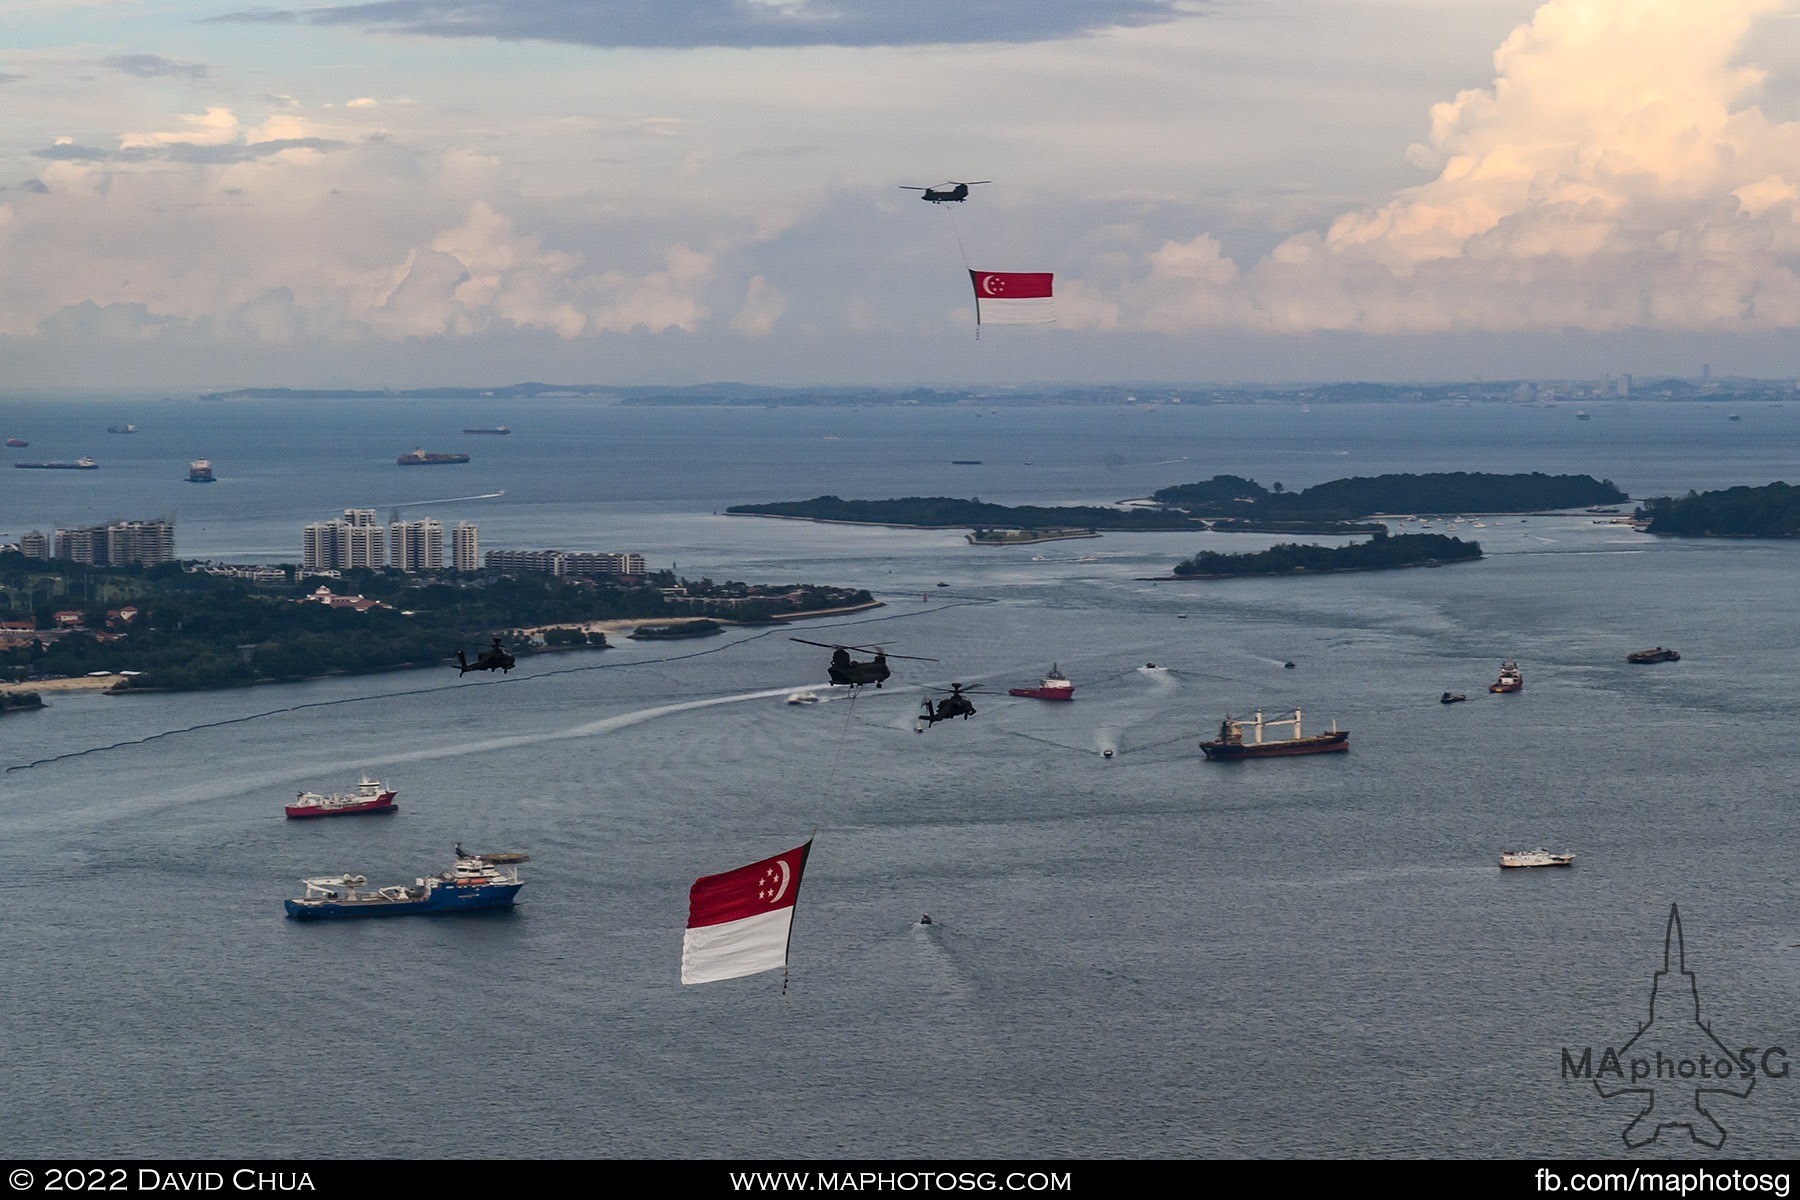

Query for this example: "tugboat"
[1489,661,1523,693]
[1627,647,1680,664]
[285,776,397,819]
[1200,709,1348,760]
[1008,664,1073,701]
[1499,849,1575,869]
[1440,691,1467,704]
[283,849,528,920]
[5,437,27,447]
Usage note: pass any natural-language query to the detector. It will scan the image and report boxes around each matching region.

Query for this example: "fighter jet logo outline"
[1594,904,1754,1149]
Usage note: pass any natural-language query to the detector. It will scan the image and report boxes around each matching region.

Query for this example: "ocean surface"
[2,394,1798,1160]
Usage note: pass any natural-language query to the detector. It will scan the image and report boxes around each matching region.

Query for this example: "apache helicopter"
[899,180,989,204]
[916,682,990,728]
[455,636,516,676]
[790,638,935,689]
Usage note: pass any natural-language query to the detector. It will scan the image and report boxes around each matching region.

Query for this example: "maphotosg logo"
[1562,904,1788,1149]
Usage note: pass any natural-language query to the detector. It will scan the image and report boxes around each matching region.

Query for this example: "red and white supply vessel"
[286,776,398,819]
[1009,664,1073,701]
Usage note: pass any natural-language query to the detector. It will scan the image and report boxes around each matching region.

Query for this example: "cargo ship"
[1489,660,1523,693]
[1627,647,1679,664]
[187,459,215,483]
[1200,708,1348,760]
[462,426,510,435]
[397,448,470,465]
[285,775,397,819]
[283,849,528,920]
[1009,664,1073,700]
[5,437,27,447]
[107,424,136,434]
[15,456,97,469]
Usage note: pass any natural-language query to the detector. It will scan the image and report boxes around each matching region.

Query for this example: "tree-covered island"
[1151,471,1626,521]
[1636,482,1800,537]
[729,472,1627,537]
[1170,532,1482,578]
[0,554,873,693]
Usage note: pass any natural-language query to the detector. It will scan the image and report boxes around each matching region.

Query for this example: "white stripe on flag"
[977,297,1056,325]
[681,906,796,984]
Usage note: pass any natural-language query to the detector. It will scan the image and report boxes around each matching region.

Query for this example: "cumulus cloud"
[214,0,1187,48]
[1101,0,1800,336]
[730,274,787,336]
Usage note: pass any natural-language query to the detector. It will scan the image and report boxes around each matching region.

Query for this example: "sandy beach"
[0,674,126,695]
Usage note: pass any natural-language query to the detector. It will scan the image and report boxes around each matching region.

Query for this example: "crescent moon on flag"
[982,276,1005,296]
[768,859,791,904]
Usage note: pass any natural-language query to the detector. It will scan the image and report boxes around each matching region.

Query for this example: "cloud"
[214,0,1189,48]
[102,54,211,80]
[1100,0,1800,336]
[730,274,787,336]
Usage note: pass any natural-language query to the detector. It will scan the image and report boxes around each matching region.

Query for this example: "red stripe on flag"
[969,271,1053,300]
[686,840,811,929]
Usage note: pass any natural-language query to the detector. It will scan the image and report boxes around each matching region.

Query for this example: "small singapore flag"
[968,270,1055,326]
[681,840,813,985]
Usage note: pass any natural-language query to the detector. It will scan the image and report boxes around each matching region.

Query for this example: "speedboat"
[1500,849,1574,869]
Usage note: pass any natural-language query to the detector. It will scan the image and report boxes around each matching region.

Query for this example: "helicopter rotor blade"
[787,637,938,661]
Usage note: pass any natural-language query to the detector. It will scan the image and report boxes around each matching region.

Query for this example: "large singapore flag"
[969,270,1055,326]
[681,840,812,985]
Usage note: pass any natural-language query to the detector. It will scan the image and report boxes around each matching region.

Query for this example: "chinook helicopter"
[899,181,989,204]
[456,636,516,676]
[790,638,935,689]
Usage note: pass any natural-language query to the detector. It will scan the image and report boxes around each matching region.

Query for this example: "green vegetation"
[1153,471,1626,520]
[1172,533,1482,578]
[730,473,1625,537]
[1638,483,1800,537]
[0,553,871,692]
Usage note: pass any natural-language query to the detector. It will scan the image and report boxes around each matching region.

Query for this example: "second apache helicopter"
[790,638,935,689]
[916,682,996,728]
[456,636,516,676]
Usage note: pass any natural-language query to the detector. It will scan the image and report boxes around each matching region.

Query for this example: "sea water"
[1,395,1797,1159]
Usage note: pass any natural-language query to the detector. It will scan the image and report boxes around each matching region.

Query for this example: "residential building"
[452,522,479,573]
[390,519,445,572]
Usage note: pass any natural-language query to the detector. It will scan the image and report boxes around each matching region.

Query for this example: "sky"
[8,0,1800,389]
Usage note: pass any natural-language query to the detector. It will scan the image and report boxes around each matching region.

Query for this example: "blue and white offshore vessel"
[284,849,528,920]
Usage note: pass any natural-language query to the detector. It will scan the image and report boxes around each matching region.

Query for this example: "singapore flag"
[681,840,812,985]
[969,270,1055,326]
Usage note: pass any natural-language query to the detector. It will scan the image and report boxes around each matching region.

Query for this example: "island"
[729,473,1628,538]
[1169,532,1482,578]
[0,690,44,715]
[1151,471,1627,523]
[1636,482,1800,538]
[0,553,874,694]
[966,527,1100,545]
